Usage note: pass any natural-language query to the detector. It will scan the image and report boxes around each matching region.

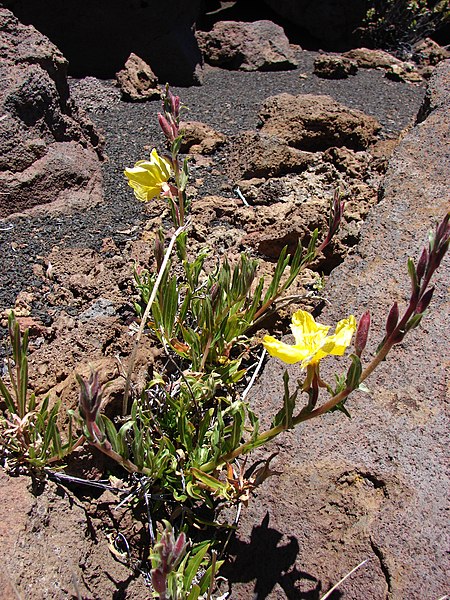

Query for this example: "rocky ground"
[1,18,449,600]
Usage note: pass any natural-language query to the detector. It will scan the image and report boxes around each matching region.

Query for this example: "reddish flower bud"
[416,247,428,281]
[151,568,166,594]
[385,302,399,337]
[354,310,371,357]
[210,283,220,309]
[154,234,164,271]
[170,92,180,119]
[416,286,434,314]
[172,532,187,565]
[158,113,173,141]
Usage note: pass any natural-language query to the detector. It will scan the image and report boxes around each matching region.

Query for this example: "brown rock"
[0,8,105,218]
[196,20,298,71]
[258,93,381,151]
[227,130,315,180]
[412,37,450,66]
[385,62,423,83]
[313,54,358,79]
[116,53,160,102]
[0,469,150,598]
[179,120,226,154]
[417,58,450,122]
[343,47,404,69]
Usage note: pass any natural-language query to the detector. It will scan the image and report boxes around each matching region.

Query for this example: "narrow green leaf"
[405,312,423,332]
[190,468,229,496]
[183,543,210,590]
[0,377,16,413]
[103,415,120,452]
[346,354,362,390]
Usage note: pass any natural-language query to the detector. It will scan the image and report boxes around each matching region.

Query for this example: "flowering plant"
[0,84,448,598]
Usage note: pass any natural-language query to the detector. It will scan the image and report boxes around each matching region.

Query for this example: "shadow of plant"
[223,512,342,599]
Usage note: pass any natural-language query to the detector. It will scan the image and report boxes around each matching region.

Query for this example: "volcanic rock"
[116,53,160,102]
[196,20,299,71]
[258,93,381,151]
[313,54,358,79]
[226,130,315,180]
[0,8,104,217]
[179,120,226,154]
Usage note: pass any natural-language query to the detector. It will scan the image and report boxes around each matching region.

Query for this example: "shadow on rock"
[223,512,339,599]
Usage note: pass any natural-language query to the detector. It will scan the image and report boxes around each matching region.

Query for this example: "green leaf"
[183,543,210,591]
[272,370,296,429]
[346,354,362,390]
[161,275,179,338]
[0,376,16,414]
[405,312,423,332]
[408,257,419,292]
[190,468,230,497]
[103,415,120,452]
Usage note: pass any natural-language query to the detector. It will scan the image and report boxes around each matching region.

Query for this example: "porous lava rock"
[313,54,358,79]
[0,8,104,217]
[196,20,299,71]
[226,130,315,180]
[179,120,227,155]
[342,47,404,69]
[0,469,150,598]
[258,93,381,151]
[412,37,450,66]
[116,53,160,102]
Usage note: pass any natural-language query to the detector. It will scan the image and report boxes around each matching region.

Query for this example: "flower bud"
[151,569,166,594]
[354,310,371,357]
[385,302,399,337]
[416,247,428,281]
[210,283,220,309]
[416,286,434,314]
[170,92,180,119]
[158,113,174,141]
[154,234,164,271]
[171,532,187,566]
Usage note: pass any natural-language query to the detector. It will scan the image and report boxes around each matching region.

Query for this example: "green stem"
[200,385,351,473]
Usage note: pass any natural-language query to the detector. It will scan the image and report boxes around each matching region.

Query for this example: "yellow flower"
[124,148,172,201]
[263,310,356,368]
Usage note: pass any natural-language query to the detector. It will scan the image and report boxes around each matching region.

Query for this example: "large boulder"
[3,0,204,85]
[196,20,299,71]
[229,60,450,599]
[258,93,381,151]
[0,8,104,218]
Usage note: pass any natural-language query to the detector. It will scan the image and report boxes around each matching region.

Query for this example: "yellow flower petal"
[262,335,311,364]
[124,149,172,202]
[320,316,357,357]
[263,310,356,368]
